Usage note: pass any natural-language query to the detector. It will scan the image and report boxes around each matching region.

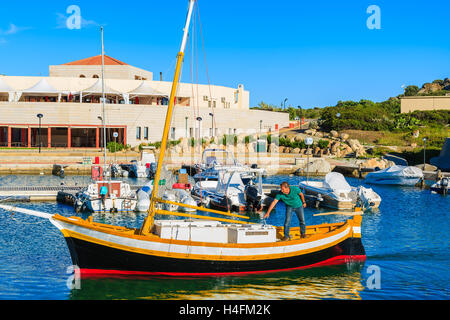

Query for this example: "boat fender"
[172,183,191,190]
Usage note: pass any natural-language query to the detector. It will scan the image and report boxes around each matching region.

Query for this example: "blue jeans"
[284,206,306,238]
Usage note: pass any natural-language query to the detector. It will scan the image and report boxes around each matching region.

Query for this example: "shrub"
[107,142,124,153]
[317,139,330,149]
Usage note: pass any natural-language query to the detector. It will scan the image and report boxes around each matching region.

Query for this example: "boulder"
[340,133,349,141]
[304,129,316,136]
[291,148,301,154]
[302,159,332,174]
[347,139,362,152]
[360,158,386,169]
[330,130,339,138]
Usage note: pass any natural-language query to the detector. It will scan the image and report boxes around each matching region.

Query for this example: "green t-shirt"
[275,186,303,208]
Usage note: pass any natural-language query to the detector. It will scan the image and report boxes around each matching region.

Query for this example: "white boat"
[299,173,355,210]
[75,180,137,213]
[192,169,270,213]
[364,165,423,186]
[357,186,382,210]
[299,172,381,210]
[130,151,156,178]
[430,178,449,195]
[192,149,258,185]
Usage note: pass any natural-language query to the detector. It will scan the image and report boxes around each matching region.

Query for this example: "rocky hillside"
[405,78,450,96]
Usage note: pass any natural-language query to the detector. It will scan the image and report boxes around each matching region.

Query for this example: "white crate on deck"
[228,224,276,244]
[153,220,229,244]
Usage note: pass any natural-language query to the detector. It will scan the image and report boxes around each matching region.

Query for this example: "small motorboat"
[357,186,382,210]
[192,148,258,185]
[299,173,355,210]
[192,169,270,213]
[430,178,449,195]
[75,180,137,213]
[130,151,156,178]
[364,165,423,186]
[299,172,381,210]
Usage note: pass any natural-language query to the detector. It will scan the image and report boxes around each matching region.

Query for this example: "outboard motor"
[148,163,157,179]
[442,178,448,195]
[245,184,262,213]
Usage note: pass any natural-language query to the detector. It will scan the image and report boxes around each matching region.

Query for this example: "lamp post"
[185,116,189,138]
[209,113,214,137]
[97,116,103,152]
[37,114,43,153]
[196,116,203,149]
[259,120,263,135]
[305,137,314,183]
[283,98,288,110]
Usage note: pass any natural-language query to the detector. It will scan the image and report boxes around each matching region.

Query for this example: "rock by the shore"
[295,159,332,175]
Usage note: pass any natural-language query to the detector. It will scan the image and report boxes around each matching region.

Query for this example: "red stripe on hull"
[79,255,366,278]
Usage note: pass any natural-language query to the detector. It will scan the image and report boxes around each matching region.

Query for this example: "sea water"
[0,174,448,300]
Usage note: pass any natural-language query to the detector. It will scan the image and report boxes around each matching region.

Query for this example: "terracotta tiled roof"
[62,55,128,66]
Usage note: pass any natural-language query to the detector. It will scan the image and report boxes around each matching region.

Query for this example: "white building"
[0,56,289,148]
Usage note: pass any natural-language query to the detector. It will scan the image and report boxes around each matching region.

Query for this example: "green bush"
[317,139,330,149]
[107,142,124,153]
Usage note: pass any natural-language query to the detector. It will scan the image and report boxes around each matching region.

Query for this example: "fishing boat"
[364,165,423,186]
[0,0,365,276]
[75,180,137,213]
[299,172,381,210]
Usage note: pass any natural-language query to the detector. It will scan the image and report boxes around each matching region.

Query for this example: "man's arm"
[263,199,278,219]
[299,192,307,208]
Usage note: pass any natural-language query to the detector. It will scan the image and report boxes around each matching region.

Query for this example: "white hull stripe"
[52,218,352,258]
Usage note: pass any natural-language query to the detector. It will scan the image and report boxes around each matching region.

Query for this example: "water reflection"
[70,264,365,300]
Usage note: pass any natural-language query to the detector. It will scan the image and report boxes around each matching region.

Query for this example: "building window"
[189,128,193,138]
[136,127,141,140]
[93,75,99,78]
[171,128,176,140]
[144,127,149,140]
[80,75,86,78]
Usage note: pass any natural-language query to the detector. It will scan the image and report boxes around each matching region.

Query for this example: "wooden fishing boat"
[0,0,365,277]
[48,213,365,276]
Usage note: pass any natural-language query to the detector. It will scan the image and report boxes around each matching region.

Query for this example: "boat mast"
[101,26,107,170]
[140,0,196,235]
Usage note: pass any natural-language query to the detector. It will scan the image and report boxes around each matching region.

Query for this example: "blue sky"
[0,0,449,108]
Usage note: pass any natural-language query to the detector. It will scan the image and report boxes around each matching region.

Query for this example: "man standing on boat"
[264,182,307,241]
